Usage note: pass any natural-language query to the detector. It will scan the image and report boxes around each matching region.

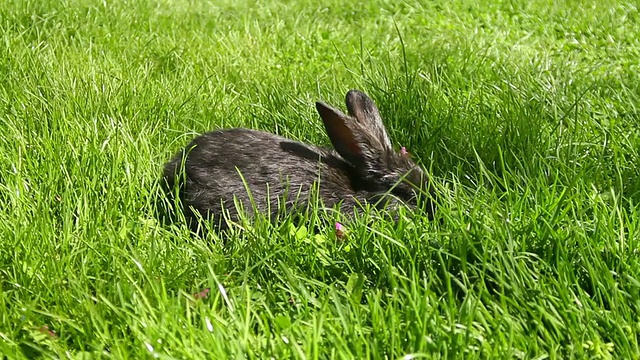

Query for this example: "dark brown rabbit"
[162,90,434,230]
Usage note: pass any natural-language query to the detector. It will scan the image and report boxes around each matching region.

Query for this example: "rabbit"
[161,89,435,231]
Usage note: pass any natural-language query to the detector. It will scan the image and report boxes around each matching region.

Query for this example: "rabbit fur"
[162,89,434,230]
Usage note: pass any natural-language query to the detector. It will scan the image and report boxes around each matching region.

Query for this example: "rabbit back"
[163,128,364,228]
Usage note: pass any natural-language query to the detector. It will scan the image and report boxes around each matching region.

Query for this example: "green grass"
[1,0,640,358]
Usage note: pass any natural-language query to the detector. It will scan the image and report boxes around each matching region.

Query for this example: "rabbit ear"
[345,90,393,152]
[315,101,365,166]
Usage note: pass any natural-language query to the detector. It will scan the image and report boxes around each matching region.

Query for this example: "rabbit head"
[316,90,434,215]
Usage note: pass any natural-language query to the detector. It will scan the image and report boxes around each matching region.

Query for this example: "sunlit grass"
[1,0,639,358]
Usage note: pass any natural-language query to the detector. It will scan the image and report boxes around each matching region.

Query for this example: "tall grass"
[1,0,639,358]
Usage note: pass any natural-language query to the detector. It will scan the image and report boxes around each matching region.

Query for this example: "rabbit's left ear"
[315,101,366,167]
[345,90,393,152]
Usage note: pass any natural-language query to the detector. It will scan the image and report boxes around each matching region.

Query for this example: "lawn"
[1,0,640,358]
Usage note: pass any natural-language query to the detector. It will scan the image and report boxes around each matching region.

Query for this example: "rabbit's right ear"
[315,101,365,167]
[345,90,393,152]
